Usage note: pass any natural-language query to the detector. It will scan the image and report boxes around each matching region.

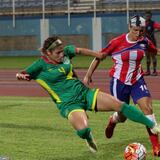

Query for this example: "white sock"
[146,114,157,126]
[112,112,120,123]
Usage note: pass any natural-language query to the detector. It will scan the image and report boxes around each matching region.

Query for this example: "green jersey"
[25,45,90,110]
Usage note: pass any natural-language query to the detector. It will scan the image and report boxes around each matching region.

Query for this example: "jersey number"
[140,84,148,91]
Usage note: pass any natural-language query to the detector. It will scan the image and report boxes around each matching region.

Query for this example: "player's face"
[146,14,152,21]
[129,26,145,41]
[48,45,64,64]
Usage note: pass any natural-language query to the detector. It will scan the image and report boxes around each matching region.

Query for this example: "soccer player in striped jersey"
[84,15,160,156]
[16,36,160,154]
[144,10,160,76]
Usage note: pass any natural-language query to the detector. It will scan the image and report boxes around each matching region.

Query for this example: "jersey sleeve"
[25,59,43,79]
[101,37,119,56]
[64,45,77,59]
[154,21,160,30]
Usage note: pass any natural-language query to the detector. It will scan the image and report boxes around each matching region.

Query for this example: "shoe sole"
[85,140,97,153]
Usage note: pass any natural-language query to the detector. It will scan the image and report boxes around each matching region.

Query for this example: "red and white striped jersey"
[101,33,157,85]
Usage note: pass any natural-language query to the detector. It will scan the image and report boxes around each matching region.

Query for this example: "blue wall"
[49,16,93,48]
[101,13,128,47]
[0,17,40,55]
[0,12,159,56]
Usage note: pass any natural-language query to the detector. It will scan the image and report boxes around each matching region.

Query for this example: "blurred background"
[0,0,159,56]
[0,3,160,159]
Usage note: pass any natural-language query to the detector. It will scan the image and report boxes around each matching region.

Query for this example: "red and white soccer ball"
[124,142,146,160]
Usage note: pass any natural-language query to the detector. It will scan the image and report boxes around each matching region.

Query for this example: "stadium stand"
[0,0,160,15]
[100,0,160,12]
[0,0,159,56]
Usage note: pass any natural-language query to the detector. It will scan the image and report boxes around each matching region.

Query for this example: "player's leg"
[131,78,160,157]
[105,78,129,138]
[96,89,160,155]
[96,91,157,130]
[85,88,160,151]
[144,51,151,76]
[137,98,160,156]
[151,40,158,76]
[151,54,158,76]
[68,110,97,153]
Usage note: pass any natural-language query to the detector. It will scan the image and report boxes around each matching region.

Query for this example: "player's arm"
[16,59,42,81]
[83,41,115,86]
[64,45,105,60]
[76,48,106,60]
[154,21,160,30]
[157,48,160,55]
[83,57,101,85]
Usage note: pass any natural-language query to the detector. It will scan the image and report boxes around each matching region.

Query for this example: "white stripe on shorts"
[113,78,118,98]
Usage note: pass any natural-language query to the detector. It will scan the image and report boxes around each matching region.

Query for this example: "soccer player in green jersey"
[16,36,160,153]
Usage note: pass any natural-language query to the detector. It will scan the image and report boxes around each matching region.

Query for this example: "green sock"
[120,103,155,128]
[76,127,92,141]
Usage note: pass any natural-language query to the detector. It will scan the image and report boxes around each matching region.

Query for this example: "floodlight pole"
[12,0,15,27]
[41,0,49,46]
[93,0,96,23]
[126,0,129,25]
[68,0,71,26]
[42,0,45,21]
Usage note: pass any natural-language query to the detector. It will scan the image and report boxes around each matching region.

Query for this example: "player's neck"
[126,33,138,43]
[41,55,60,65]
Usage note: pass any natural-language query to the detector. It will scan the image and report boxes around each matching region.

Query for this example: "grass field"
[0,55,109,69]
[1,55,160,70]
[0,97,159,160]
[0,55,160,159]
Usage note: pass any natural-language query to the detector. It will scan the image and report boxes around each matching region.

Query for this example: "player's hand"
[83,76,92,86]
[157,48,160,55]
[97,52,106,60]
[16,73,30,81]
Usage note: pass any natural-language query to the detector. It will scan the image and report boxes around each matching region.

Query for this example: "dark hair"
[130,15,141,26]
[145,10,152,16]
[40,36,61,53]
[129,15,145,27]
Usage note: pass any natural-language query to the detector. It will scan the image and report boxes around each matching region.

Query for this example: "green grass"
[0,97,159,160]
[0,55,111,70]
[0,56,39,69]
[1,55,160,70]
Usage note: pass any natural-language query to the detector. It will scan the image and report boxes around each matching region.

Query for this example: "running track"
[0,69,160,100]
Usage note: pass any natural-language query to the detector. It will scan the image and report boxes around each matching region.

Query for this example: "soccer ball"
[124,142,146,160]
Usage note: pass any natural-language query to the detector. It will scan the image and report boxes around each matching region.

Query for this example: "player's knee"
[147,60,151,63]
[153,59,157,64]
[76,127,91,139]
[142,107,153,115]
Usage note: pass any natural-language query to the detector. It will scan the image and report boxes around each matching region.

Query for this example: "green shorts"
[57,88,99,119]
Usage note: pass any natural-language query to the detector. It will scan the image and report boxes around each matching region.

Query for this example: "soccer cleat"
[85,134,98,153]
[105,116,116,138]
[144,71,151,76]
[151,71,158,76]
[153,146,160,157]
[151,124,160,134]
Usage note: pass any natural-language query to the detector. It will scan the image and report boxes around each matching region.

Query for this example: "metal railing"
[0,0,159,16]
